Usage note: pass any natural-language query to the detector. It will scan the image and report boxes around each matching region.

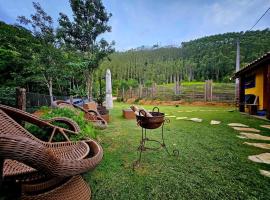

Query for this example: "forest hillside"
[100,29,270,85]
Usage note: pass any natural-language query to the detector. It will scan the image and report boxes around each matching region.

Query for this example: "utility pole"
[235,39,240,100]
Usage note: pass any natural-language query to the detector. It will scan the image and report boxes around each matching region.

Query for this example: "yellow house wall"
[245,68,264,110]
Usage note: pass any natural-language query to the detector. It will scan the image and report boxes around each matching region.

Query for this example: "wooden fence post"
[69,95,73,104]
[129,87,132,98]
[139,84,143,98]
[210,80,213,101]
[16,88,26,111]
[122,87,125,100]
[204,80,213,102]
[265,65,270,119]
[151,83,157,98]
[175,76,180,95]
[239,77,245,112]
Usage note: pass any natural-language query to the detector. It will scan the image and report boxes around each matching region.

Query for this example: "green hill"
[100,29,270,84]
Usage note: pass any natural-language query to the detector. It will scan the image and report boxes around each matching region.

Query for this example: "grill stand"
[133,119,179,170]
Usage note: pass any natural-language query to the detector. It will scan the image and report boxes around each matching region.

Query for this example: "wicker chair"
[53,100,107,129]
[22,175,91,200]
[0,104,103,199]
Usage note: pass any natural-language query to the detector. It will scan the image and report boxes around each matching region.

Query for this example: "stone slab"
[260,125,270,129]
[189,118,203,122]
[228,123,249,127]
[232,127,260,133]
[239,132,270,141]
[210,120,221,125]
[248,153,270,164]
[244,142,270,150]
[260,170,270,178]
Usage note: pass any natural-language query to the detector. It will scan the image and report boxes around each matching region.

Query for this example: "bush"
[0,86,16,107]
[26,107,97,142]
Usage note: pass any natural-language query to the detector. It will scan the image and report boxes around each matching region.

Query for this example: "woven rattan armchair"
[0,104,103,199]
[53,100,107,129]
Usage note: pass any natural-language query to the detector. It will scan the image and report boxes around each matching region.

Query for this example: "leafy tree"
[57,0,114,100]
[17,2,63,105]
[0,21,39,86]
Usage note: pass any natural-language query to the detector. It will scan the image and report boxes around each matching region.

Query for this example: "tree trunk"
[89,73,93,99]
[85,70,93,101]
[48,77,53,106]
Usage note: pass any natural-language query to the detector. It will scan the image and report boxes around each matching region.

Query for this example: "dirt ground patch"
[126,99,232,107]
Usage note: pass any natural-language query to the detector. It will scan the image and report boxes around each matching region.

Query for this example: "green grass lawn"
[86,102,270,200]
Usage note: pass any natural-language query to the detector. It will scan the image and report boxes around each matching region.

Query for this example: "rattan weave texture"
[21,175,91,200]
[0,104,103,199]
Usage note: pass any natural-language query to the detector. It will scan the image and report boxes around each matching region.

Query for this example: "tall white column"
[106,69,113,109]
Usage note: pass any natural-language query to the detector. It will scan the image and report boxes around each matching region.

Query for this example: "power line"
[249,6,270,31]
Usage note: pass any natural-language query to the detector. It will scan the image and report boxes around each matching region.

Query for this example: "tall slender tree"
[57,0,114,100]
[17,2,62,105]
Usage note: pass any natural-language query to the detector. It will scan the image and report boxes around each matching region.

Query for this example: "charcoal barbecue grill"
[133,107,179,169]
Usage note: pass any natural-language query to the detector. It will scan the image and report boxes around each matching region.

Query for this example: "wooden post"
[16,88,26,111]
[69,95,73,104]
[210,80,213,101]
[175,76,180,95]
[139,84,142,98]
[129,87,132,98]
[179,81,181,94]
[122,87,125,100]
[265,65,270,119]
[239,76,245,112]
[204,80,207,101]
[151,83,156,98]
[204,80,212,102]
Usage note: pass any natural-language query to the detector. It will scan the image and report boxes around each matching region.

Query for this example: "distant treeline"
[1,16,270,98]
[100,29,270,84]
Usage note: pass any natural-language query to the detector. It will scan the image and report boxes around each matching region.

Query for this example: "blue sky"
[0,0,270,51]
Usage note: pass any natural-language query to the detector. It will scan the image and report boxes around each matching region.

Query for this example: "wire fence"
[0,82,236,113]
[118,82,236,103]
[26,93,69,112]
[0,87,69,112]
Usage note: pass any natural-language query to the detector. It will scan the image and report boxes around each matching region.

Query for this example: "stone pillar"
[105,69,113,109]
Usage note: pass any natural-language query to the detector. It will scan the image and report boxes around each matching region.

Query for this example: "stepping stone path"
[244,142,270,150]
[228,122,270,177]
[228,123,249,127]
[176,117,188,120]
[210,120,221,125]
[189,118,203,122]
[238,132,270,141]
[260,170,270,178]
[248,153,270,164]
[232,127,260,133]
[260,125,270,129]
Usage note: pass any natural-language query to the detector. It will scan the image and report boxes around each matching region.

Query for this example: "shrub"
[26,107,97,142]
